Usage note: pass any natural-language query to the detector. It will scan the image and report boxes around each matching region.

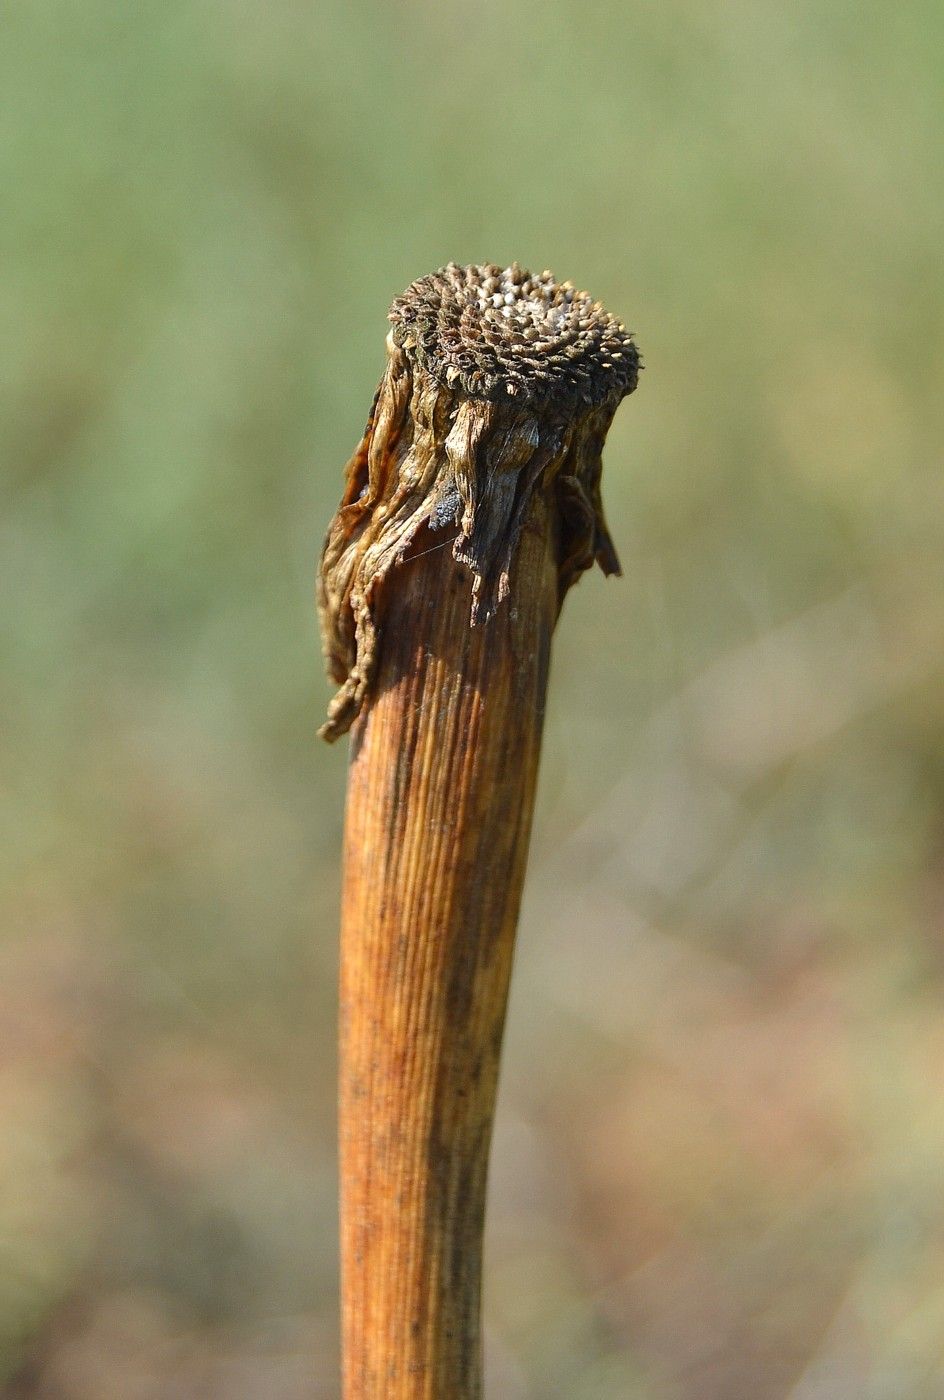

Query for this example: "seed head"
[389,262,639,409]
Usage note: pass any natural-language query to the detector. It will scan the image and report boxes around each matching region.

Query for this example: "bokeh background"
[4,1,944,1395]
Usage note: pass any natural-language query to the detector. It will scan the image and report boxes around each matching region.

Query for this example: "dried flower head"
[389,262,639,408]
[318,263,640,741]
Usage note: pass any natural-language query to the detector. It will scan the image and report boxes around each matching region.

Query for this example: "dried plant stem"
[319,264,639,1398]
[340,498,556,1397]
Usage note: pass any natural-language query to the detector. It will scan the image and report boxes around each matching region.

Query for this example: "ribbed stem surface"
[339,500,557,1398]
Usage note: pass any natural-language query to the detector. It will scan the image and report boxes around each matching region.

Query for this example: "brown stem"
[340,498,556,1395]
[319,263,639,1398]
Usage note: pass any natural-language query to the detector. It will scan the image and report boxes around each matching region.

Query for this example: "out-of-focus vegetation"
[3,1,944,1395]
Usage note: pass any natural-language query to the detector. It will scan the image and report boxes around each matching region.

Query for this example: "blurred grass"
[2,0,944,1395]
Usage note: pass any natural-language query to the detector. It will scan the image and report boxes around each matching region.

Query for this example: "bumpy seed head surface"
[389,262,639,409]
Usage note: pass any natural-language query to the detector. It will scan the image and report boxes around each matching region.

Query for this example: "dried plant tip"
[390,261,639,407]
[318,263,641,741]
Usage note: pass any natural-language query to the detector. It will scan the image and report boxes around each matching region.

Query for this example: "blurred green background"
[3,1,944,1395]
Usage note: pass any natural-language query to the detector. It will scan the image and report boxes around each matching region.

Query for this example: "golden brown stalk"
[319,263,639,1398]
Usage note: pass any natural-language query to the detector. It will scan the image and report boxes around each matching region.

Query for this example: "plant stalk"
[339,493,556,1395]
[319,263,639,1398]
